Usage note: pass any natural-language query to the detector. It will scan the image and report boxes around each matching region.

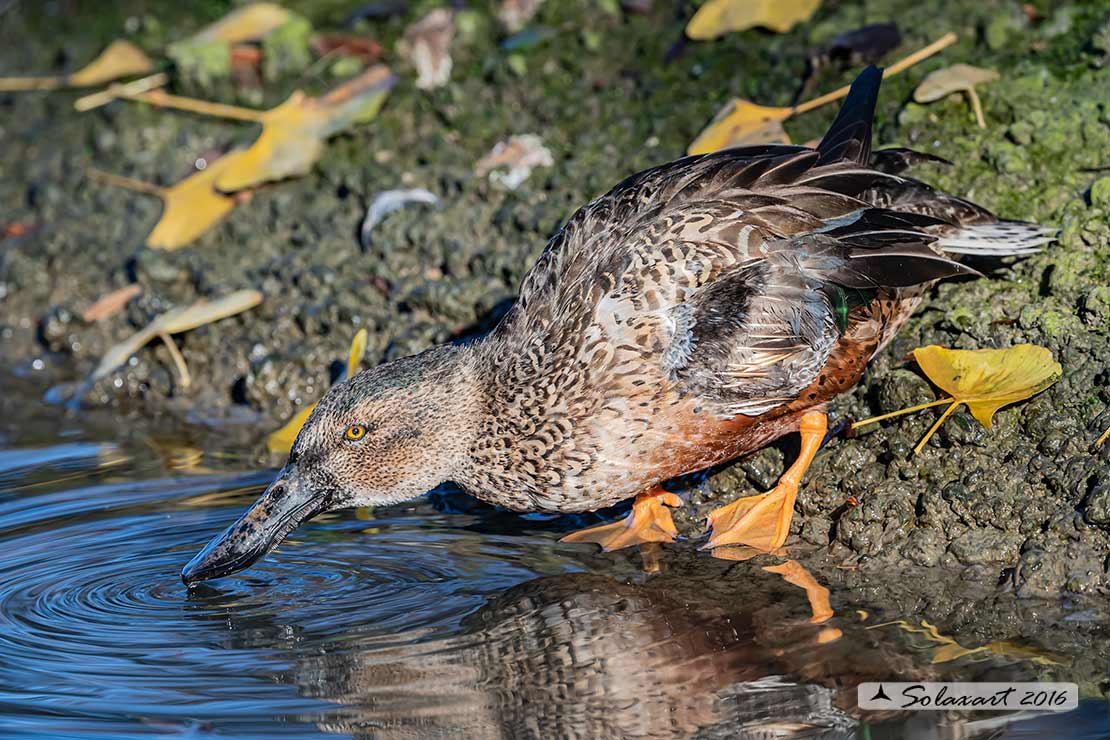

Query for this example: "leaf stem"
[850,397,953,429]
[0,75,65,91]
[792,32,958,116]
[913,401,961,455]
[123,89,267,123]
[86,168,165,197]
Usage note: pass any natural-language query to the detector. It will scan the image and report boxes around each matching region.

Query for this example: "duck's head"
[181,345,476,585]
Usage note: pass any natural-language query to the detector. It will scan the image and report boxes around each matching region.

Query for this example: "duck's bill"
[181,466,327,585]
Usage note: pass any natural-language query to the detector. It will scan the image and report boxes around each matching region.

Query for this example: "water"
[0,392,1107,738]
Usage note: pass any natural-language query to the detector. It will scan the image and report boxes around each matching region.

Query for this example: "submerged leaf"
[913,345,1061,429]
[686,0,821,40]
[852,344,1062,454]
[68,40,154,87]
[267,329,369,453]
[214,65,395,191]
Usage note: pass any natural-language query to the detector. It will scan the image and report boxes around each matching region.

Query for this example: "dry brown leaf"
[399,8,455,90]
[214,65,396,191]
[913,63,999,128]
[82,284,143,323]
[686,0,822,40]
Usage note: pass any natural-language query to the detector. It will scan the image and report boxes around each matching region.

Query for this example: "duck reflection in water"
[271,567,939,739]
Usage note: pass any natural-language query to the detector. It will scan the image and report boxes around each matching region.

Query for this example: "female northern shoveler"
[183,67,1050,583]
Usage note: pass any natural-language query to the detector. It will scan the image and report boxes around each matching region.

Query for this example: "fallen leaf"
[267,329,368,453]
[82,289,262,394]
[914,345,1061,428]
[179,2,294,45]
[360,188,439,247]
[149,153,247,248]
[214,65,396,191]
[67,40,154,87]
[498,0,545,33]
[0,39,152,91]
[688,99,793,153]
[475,134,554,190]
[88,155,245,250]
[852,344,1062,454]
[1097,423,1109,448]
[686,0,822,40]
[311,34,384,63]
[398,8,455,90]
[688,33,957,154]
[913,63,999,128]
[82,284,143,323]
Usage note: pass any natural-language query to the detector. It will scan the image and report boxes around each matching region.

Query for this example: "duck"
[182,66,1051,584]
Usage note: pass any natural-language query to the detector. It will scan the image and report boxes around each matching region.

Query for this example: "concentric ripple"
[0,446,568,737]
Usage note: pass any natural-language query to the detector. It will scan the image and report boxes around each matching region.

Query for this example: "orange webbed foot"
[703,410,827,553]
[560,486,682,552]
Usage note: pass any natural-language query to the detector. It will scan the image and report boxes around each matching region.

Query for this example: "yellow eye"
[345,424,367,441]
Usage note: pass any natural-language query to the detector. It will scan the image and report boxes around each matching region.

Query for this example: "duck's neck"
[399,342,485,491]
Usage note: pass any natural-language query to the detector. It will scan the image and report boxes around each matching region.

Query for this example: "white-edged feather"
[937,221,1056,256]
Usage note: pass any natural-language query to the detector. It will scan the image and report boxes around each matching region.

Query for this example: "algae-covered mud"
[1,0,1110,734]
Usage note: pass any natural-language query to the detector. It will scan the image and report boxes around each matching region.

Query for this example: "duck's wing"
[498,66,1028,420]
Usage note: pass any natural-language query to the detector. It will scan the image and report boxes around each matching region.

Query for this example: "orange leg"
[704,411,827,551]
[560,485,682,552]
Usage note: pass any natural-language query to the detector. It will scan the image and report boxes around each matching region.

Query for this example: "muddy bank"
[1,1,1108,596]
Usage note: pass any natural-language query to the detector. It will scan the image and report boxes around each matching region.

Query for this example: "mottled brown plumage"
[183,67,1051,582]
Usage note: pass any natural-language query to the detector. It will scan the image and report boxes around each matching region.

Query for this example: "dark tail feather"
[816,66,882,166]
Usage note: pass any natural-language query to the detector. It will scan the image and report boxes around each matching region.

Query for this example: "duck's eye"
[344,424,368,442]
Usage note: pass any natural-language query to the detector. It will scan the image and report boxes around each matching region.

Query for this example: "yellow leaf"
[687,33,959,155]
[147,152,247,250]
[67,40,154,87]
[183,2,293,45]
[688,99,792,155]
[686,0,822,40]
[267,405,315,454]
[913,345,1061,429]
[266,329,369,454]
[346,328,368,376]
[852,344,1062,455]
[215,65,395,191]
